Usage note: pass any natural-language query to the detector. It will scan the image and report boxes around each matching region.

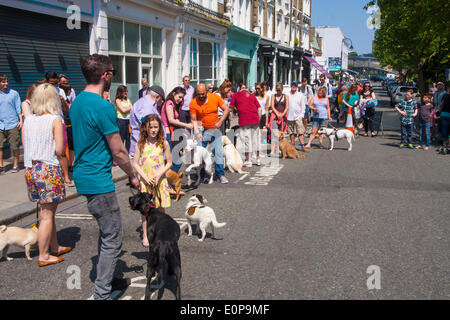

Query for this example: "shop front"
[0,3,92,100]
[104,0,181,102]
[227,25,260,89]
[257,40,276,89]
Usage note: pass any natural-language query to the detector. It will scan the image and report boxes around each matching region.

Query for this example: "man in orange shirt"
[190,83,230,184]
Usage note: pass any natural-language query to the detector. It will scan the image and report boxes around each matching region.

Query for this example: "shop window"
[199,41,212,81]
[153,59,162,86]
[125,22,139,53]
[108,18,123,52]
[110,55,123,84]
[190,38,198,82]
[141,26,151,54]
[107,18,164,102]
[152,28,162,56]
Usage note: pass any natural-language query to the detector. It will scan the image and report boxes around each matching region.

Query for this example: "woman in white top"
[23,83,70,267]
[254,82,269,129]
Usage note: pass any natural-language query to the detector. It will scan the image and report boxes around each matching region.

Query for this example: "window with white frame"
[190,38,221,87]
[108,18,163,102]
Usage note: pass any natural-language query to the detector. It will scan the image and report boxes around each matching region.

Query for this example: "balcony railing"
[186,0,230,22]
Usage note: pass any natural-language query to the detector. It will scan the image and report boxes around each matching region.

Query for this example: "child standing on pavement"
[395,89,418,149]
[416,94,433,150]
[132,114,172,247]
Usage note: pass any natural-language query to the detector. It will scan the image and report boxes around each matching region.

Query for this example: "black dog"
[129,192,182,300]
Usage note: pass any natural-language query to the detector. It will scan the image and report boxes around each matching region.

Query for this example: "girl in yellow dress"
[133,114,172,247]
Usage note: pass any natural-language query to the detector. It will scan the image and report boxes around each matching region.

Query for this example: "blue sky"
[311,0,375,55]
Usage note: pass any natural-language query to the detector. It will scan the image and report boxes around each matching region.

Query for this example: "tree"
[365,0,450,93]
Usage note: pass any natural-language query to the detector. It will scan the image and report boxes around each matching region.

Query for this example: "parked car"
[391,86,421,106]
[388,82,399,95]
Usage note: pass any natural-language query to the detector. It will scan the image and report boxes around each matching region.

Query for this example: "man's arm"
[15,92,23,129]
[190,112,202,140]
[106,132,139,187]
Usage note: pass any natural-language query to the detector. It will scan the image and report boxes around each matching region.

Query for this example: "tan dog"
[222,135,248,174]
[166,169,184,202]
[279,135,307,159]
[0,225,38,261]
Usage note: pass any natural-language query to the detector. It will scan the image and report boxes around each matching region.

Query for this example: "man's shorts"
[287,118,305,136]
[240,124,261,153]
[311,118,328,128]
[0,127,20,149]
[25,161,66,203]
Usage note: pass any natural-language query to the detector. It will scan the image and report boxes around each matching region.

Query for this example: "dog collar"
[143,204,156,217]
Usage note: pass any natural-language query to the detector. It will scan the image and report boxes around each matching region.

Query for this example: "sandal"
[65,181,75,187]
[141,240,150,248]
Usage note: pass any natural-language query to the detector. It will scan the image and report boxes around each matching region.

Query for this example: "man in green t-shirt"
[70,54,139,300]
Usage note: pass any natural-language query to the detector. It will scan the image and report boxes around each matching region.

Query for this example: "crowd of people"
[1,52,449,299]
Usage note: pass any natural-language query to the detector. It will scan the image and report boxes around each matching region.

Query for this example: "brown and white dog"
[0,224,38,261]
[166,169,184,202]
[185,194,226,242]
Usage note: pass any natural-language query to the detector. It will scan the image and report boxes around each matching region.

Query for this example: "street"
[1,85,448,300]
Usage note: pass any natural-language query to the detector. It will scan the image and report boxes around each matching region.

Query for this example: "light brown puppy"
[279,135,307,159]
[166,169,184,202]
[0,225,38,261]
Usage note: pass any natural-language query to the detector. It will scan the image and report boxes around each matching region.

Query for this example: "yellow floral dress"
[139,143,171,208]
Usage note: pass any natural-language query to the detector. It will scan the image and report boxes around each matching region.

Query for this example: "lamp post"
[340,37,353,84]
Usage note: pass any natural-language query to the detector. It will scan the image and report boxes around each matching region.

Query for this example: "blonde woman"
[23,83,71,267]
[305,86,331,150]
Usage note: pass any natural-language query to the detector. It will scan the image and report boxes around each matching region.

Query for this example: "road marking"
[244,165,284,186]
[56,213,93,220]
[121,296,132,300]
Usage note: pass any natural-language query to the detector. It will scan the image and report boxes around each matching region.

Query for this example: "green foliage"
[348,52,358,57]
[367,0,450,91]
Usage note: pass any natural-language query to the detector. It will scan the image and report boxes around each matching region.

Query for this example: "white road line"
[121,296,132,300]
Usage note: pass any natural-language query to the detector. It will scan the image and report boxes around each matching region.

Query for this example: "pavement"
[0,83,448,300]
[0,158,127,225]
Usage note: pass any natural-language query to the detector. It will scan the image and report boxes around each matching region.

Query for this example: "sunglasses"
[105,69,117,76]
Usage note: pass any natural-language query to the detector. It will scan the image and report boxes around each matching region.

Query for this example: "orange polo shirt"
[189,93,225,130]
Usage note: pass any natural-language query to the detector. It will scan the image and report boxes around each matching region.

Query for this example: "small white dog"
[183,139,214,186]
[318,128,355,151]
[222,135,248,175]
[0,225,38,261]
[185,194,226,242]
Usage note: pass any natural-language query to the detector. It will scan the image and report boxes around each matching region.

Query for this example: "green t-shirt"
[69,91,119,195]
[344,93,360,107]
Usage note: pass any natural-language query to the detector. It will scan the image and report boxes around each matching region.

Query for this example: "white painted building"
[314,26,351,72]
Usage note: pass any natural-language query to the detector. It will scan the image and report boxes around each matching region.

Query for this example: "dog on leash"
[129,192,182,300]
[185,194,226,242]
[166,169,184,202]
[222,135,248,174]
[0,225,38,261]
[318,128,355,151]
[278,134,307,159]
[183,139,214,187]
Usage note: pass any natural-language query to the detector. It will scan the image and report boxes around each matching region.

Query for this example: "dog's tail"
[0,225,6,233]
[211,216,226,229]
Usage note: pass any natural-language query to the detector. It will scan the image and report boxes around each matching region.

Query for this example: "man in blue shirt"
[69,54,139,300]
[0,74,22,174]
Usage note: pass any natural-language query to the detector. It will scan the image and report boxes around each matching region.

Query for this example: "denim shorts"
[311,118,328,128]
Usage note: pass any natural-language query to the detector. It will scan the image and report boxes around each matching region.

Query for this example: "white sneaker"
[243,161,252,167]
[220,176,229,184]
[255,158,261,166]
